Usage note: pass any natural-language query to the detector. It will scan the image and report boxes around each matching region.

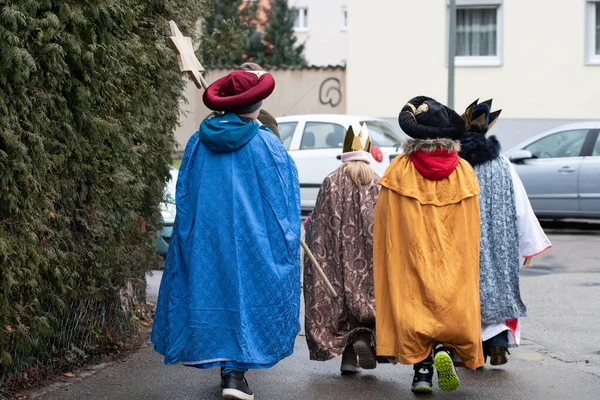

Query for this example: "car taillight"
[371,145,383,163]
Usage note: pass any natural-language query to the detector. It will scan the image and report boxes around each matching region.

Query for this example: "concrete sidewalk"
[30,332,599,400]
[24,226,600,399]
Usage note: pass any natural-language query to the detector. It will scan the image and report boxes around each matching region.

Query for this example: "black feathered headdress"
[459,99,503,166]
[461,99,502,134]
[398,96,466,140]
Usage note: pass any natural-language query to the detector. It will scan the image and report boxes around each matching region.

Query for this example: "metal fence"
[0,282,143,396]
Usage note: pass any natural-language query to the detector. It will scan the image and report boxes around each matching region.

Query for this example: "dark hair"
[258,109,281,140]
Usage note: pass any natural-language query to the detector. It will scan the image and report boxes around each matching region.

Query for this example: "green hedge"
[0,0,207,392]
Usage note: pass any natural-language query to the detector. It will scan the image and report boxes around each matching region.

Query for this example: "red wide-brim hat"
[203,70,276,112]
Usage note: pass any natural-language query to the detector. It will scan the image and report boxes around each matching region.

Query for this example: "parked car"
[156,166,178,257]
[276,114,406,215]
[505,122,600,219]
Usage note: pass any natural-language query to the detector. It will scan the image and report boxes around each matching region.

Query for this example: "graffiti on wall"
[319,77,342,108]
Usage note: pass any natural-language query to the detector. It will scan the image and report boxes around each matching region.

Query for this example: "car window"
[593,133,600,156]
[360,120,404,147]
[524,130,589,159]
[278,122,297,150]
[300,122,346,150]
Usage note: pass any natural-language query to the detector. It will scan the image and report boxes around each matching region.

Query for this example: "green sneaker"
[434,348,460,392]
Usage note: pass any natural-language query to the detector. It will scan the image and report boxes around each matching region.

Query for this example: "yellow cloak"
[373,155,484,370]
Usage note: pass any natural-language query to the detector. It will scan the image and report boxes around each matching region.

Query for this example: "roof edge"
[204,64,346,71]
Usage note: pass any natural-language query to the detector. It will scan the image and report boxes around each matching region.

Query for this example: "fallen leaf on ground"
[63,372,75,378]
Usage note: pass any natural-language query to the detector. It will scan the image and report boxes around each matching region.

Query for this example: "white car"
[156,166,178,257]
[276,114,406,215]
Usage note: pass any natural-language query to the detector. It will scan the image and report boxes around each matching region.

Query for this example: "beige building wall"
[347,0,600,119]
[174,67,346,151]
[290,0,348,66]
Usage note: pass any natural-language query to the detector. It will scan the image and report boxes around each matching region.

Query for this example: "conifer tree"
[0,0,242,393]
[200,0,264,65]
[262,0,307,66]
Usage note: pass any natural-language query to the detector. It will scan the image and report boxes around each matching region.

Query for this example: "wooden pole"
[301,239,338,298]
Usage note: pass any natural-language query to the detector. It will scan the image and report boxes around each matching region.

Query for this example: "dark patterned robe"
[303,167,380,361]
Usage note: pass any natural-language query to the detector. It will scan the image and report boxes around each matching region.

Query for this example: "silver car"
[505,122,600,219]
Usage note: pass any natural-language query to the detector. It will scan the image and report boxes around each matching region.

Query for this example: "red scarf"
[410,149,459,181]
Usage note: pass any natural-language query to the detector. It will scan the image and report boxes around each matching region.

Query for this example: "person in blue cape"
[152,70,301,400]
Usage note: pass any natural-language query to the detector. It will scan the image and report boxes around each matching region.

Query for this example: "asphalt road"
[27,221,600,400]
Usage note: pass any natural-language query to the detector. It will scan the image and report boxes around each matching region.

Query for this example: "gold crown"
[343,123,372,154]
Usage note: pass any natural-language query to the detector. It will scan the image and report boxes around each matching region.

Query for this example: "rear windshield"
[360,120,404,147]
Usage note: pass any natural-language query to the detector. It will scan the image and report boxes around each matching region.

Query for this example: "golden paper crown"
[343,123,372,154]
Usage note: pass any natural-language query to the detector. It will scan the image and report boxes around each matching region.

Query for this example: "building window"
[447,0,503,67]
[293,8,308,31]
[457,8,497,56]
[342,6,348,31]
[586,0,600,64]
[597,4,600,54]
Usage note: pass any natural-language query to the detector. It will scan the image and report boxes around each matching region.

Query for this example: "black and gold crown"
[343,124,372,154]
[462,99,502,134]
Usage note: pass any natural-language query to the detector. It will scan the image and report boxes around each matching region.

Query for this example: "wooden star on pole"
[168,21,208,90]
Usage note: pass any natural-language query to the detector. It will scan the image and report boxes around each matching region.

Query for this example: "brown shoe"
[489,346,508,366]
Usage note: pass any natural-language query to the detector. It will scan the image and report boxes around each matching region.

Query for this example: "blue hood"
[199,112,260,153]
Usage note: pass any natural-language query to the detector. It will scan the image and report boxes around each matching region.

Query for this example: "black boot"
[411,357,433,393]
[221,370,254,400]
[340,344,360,374]
[352,332,377,370]
[489,346,508,365]
[483,331,509,366]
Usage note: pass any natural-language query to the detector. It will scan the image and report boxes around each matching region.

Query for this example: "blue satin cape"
[152,113,301,370]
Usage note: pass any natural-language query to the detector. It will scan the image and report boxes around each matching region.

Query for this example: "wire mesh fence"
[0,280,145,396]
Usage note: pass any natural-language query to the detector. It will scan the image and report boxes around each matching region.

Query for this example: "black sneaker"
[352,333,377,370]
[221,371,254,400]
[411,362,433,393]
[433,346,460,392]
